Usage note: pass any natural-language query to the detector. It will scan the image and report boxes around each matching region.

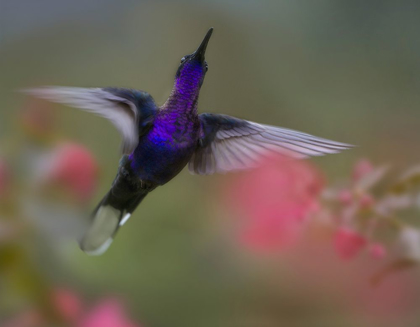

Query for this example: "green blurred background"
[1,1,420,326]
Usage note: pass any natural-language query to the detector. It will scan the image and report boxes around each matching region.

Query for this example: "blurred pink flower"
[226,156,323,251]
[239,211,303,251]
[79,298,140,327]
[368,243,387,259]
[360,193,375,208]
[45,143,98,202]
[338,189,353,205]
[51,288,83,323]
[352,159,374,182]
[334,227,367,259]
[51,289,141,327]
[5,288,142,327]
[285,237,418,325]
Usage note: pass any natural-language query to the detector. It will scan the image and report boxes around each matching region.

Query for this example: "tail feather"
[79,159,153,255]
[80,190,149,255]
[80,204,122,255]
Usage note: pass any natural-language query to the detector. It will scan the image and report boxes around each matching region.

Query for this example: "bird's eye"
[205,63,209,72]
[180,56,186,63]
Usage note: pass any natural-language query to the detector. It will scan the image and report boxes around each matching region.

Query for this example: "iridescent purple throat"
[128,62,205,184]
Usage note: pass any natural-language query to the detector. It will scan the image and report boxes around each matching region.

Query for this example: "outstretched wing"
[189,113,353,175]
[23,87,157,154]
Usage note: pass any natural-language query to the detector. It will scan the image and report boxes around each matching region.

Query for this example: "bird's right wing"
[23,87,157,154]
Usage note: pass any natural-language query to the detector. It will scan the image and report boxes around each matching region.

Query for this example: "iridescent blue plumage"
[25,27,352,255]
[128,40,206,184]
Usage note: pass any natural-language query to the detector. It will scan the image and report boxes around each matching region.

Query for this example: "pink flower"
[285,237,418,323]
[368,243,387,259]
[226,156,324,251]
[45,143,98,202]
[79,298,140,327]
[5,288,142,327]
[51,288,82,323]
[360,193,374,208]
[352,159,374,182]
[338,189,353,205]
[334,227,367,259]
[239,210,303,251]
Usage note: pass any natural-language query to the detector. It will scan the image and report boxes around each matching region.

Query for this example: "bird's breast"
[129,116,200,184]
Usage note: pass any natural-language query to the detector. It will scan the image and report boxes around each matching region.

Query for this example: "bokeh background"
[1,1,420,326]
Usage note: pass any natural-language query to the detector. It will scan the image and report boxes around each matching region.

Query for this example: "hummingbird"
[25,28,352,255]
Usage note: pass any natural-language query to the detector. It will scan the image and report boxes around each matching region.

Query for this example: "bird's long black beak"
[192,28,213,62]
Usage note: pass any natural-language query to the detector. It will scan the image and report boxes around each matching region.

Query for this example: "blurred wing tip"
[20,86,55,91]
[19,87,43,94]
[319,141,355,155]
[19,86,61,97]
[335,142,356,150]
[318,140,355,151]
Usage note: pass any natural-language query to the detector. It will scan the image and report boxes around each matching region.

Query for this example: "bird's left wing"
[23,87,156,154]
[189,113,353,175]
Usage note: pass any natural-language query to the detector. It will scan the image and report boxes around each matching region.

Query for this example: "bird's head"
[175,28,213,90]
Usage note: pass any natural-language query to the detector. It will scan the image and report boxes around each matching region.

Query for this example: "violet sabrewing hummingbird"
[25,28,352,255]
